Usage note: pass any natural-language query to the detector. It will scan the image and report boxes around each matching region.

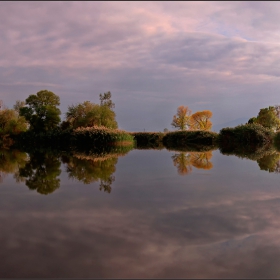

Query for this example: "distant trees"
[171,106,213,131]
[19,90,61,132]
[248,106,280,131]
[65,91,117,129]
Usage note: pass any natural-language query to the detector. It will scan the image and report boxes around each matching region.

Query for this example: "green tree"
[99,91,115,109]
[13,100,25,113]
[274,105,280,118]
[248,117,257,124]
[99,105,117,128]
[66,101,101,128]
[65,92,117,129]
[0,108,28,137]
[20,90,61,132]
[256,106,280,131]
[99,91,117,128]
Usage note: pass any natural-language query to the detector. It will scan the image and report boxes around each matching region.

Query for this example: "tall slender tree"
[171,106,192,130]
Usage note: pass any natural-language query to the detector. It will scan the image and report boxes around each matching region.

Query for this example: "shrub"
[130,132,164,146]
[163,130,218,145]
[218,124,274,146]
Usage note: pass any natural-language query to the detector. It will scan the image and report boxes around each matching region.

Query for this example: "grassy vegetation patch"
[130,132,164,146]
[73,126,134,147]
[162,130,218,147]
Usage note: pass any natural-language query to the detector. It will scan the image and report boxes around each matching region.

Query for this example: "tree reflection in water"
[220,143,280,174]
[0,149,28,183]
[1,143,280,197]
[0,143,133,194]
[62,154,119,193]
[18,152,61,195]
[172,151,213,175]
[257,152,280,173]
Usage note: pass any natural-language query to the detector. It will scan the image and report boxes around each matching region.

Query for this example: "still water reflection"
[172,151,213,175]
[1,146,280,278]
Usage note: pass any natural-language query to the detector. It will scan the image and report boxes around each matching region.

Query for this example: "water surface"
[1,147,280,278]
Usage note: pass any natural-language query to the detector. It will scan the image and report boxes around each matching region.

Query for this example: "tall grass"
[73,126,134,147]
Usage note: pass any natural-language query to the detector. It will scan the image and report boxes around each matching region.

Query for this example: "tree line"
[0,90,117,139]
[1,89,280,143]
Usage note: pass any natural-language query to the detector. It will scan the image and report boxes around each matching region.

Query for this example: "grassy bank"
[12,126,135,151]
[6,123,280,153]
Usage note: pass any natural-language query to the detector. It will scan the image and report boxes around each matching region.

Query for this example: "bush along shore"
[5,123,280,154]
[12,126,135,152]
[217,124,274,156]
[131,125,279,152]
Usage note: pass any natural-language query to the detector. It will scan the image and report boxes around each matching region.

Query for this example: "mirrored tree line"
[0,149,120,194]
[1,148,280,194]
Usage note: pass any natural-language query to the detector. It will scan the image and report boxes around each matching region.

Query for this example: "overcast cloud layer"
[1,1,280,131]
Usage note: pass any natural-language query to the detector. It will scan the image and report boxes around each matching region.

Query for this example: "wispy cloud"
[1,2,280,130]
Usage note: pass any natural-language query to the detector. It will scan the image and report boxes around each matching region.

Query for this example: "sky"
[1,1,280,131]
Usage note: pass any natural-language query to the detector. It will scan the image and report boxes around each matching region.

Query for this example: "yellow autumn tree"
[171,106,192,130]
[190,110,212,131]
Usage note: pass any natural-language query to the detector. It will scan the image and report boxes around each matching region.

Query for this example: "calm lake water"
[1,147,280,278]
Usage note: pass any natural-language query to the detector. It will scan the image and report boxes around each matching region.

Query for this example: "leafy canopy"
[20,90,61,132]
[0,108,28,136]
[65,91,117,129]
[248,106,280,131]
[190,110,212,131]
